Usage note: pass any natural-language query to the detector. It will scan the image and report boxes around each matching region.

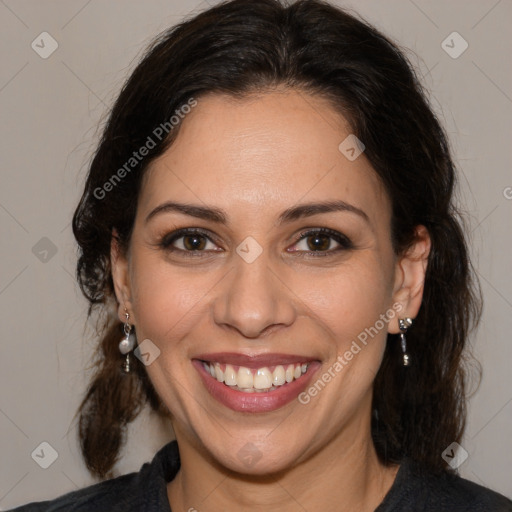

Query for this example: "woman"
[10,0,512,510]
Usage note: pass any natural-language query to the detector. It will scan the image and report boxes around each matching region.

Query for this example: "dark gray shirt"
[8,441,512,511]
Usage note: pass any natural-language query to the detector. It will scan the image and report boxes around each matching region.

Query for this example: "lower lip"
[193,360,321,413]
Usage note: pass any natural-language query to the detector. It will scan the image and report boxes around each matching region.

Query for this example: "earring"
[398,317,413,367]
[119,308,136,373]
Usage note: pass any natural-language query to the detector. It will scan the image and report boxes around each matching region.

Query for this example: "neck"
[167,417,399,512]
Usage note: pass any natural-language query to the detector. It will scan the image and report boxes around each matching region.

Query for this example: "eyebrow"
[278,200,369,224]
[145,199,370,225]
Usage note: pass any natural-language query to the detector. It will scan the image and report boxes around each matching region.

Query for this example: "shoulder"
[8,472,146,512]
[378,457,512,511]
[7,441,180,512]
[430,471,512,510]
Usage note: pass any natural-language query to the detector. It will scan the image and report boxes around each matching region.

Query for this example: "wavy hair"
[72,0,482,478]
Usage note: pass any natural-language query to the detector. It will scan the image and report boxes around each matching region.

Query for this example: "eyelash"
[288,228,353,256]
[159,227,353,258]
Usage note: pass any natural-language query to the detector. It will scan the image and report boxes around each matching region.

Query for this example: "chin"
[204,437,307,477]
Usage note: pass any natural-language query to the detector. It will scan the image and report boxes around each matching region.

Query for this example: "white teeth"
[253,368,272,390]
[224,364,237,386]
[273,365,286,386]
[214,364,224,383]
[203,361,309,392]
[237,366,254,389]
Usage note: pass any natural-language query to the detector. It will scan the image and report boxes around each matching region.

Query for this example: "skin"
[111,88,431,511]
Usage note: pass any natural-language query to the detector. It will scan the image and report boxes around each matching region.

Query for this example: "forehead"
[139,89,390,226]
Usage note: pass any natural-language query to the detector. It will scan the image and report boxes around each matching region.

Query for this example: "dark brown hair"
[72,0,481,479]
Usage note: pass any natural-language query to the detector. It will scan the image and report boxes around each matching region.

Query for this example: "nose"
[212,249,296,339]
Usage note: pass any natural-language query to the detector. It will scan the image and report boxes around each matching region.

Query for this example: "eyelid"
[159,226,353,258]
[160,226,219,242]
[289,227,353,253]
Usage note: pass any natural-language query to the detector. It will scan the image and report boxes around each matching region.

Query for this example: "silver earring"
[119,308,136,373]
[398,317,413,367]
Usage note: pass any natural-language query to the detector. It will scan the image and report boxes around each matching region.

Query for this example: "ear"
[388,225,431,334]
[111,230,134,324]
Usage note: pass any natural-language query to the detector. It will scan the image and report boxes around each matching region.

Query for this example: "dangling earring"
[398,317,413,367]
[119,307,136,373]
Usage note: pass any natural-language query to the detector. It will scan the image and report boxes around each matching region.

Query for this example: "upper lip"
[194,352,317,368]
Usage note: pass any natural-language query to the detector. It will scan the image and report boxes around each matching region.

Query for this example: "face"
[112,89,427,475]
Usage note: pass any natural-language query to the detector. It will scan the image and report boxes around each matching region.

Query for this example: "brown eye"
[160,228,219,253]
[305,233,331,251]
[182,234,207,251]
[290,228,353,255]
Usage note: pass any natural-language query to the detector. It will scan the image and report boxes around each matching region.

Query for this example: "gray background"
[1,0,511,508]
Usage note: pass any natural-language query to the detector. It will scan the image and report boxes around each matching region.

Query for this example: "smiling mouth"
[201,361,310,393]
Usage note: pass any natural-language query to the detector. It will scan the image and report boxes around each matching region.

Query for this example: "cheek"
[295,258,394,341]
[128,256,213,417]
[129,253,213,348]
[130,251,395,342]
